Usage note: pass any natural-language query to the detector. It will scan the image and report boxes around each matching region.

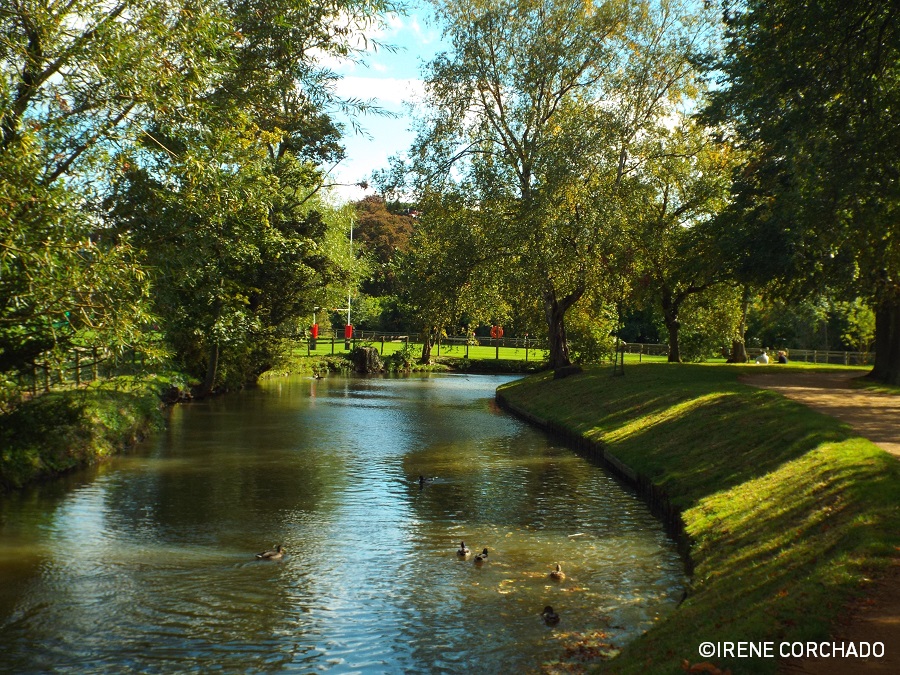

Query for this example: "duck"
[549,563,565,580]
[255,544,285,560]
[541,605,560,625]
[456,541,471,558]
[473,548,489,564]
[418,475,434,488]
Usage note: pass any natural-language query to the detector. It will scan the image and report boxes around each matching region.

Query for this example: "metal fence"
[619,342,873,366]
[303,330,550,359]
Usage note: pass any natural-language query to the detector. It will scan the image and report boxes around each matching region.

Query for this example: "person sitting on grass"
[755,349,769,364]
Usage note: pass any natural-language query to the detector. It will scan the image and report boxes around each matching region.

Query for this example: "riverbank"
[497,363,900,674]
[0,376,169,493]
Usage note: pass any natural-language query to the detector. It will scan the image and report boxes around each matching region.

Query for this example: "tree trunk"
[199,341,219,397]
[661,290,681,363]
[544,285,585,370]
[419,326,433,364]
[730,285,751,363]
[870,296,900,385]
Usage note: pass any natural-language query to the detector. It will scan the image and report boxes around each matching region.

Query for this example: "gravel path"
[743,369,900,674]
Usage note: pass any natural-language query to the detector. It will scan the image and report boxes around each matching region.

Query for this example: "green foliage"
[0,377,166,492]
[834,299,876,356]
[676,285,744,361]
[565,300,618,365]
[383,343,415,372]
[702,0,900,381]
[399,0,718,368]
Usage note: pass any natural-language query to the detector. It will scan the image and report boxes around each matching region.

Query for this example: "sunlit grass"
[292,339,670,365]
[499,362,900,674]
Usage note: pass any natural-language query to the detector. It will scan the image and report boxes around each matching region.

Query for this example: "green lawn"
[498,362,900,674]
[294,339,672,364]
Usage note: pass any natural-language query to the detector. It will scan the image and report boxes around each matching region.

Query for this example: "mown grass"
[498,362,900,674]
[297,338,672,364]
[0,375,169,492]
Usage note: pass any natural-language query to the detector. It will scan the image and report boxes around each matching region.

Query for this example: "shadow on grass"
[499,363,900,674]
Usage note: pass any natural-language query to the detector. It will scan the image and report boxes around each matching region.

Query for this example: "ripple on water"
[0,374,685,673]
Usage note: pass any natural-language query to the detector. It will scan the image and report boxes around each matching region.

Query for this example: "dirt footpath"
[743,369,900,674]
[744,370,900,457]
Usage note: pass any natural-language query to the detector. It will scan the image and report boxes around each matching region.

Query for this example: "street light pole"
[345,216,353,349]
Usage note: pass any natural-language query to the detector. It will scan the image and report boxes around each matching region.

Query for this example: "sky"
[327,2,447,203]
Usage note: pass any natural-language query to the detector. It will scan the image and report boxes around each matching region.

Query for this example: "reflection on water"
[0,374,685,673]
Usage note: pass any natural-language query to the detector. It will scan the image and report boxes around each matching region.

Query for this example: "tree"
[406,0,716,368]
[353,195,416,296]
[0,1,224,381]
[395,189,503,363]
[702,0,900,383]
[626,118,737,362]
[106,0,398,392]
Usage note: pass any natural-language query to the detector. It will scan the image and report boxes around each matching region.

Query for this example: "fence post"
[495,339,499,360]
[525,337,528,362]
[382,336,385,354]
[75,352,81,387]
[43,363,50,392]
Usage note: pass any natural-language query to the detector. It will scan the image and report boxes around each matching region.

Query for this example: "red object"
[344,324,353,339]
[311,323,319,338]
[490,325,504,339]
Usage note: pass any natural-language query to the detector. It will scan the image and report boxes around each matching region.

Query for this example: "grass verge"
[0,375,169,493]
[497,362,900,674]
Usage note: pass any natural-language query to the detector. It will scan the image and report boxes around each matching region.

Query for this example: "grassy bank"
[498,363,900,674]
[0,376,169,493]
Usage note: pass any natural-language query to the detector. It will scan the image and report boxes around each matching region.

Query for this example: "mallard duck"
[549,563,565,580]
[418,475,434,488]
[474,548,489,564]
[541,605,560,625]
[256,544,285,560]
[456,541,471,557]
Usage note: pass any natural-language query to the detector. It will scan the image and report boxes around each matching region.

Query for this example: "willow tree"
[406,0,715,368]
[0,1,224,382]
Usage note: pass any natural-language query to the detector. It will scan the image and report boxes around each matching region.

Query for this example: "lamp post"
[344,216,353,349]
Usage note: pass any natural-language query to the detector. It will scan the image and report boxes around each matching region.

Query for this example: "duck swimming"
[541,606,560,625]
[418,475,434,488]
[474,548,489,564]
[549,563,565,580]
[456,541,471,557]
[256,544,285,560]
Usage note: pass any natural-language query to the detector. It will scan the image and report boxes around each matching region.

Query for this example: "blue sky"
[328,3,447,202]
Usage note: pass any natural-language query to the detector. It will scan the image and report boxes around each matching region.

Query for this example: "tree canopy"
[702,0,900,382]
[398,0,717,367]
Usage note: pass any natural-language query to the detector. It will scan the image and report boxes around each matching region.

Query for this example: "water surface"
[0,373,684,673]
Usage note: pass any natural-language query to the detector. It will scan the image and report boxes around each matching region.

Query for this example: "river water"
[0,373,685,673]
